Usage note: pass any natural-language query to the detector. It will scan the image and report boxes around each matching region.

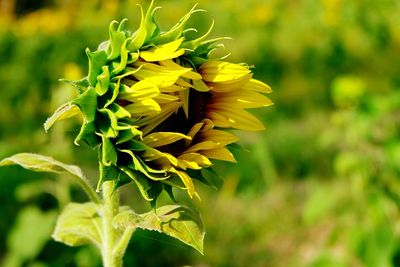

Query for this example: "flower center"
[155,90,212,156]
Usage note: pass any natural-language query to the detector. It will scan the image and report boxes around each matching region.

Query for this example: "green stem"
[113,227,135,261]
[101,181,121,267]
[74,175,101,204]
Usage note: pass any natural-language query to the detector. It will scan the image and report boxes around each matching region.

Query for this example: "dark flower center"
[155,89,212,156]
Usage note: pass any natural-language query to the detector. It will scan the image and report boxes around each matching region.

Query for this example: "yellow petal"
[210,91,273,109]
[199,129,239,145]
[206,73,252,92]
[200,118,214,131]
[174,170,196,198]
[187,122,204,139]
[124,98,161,116]
[153,94,180,103]
[178,153,212,167]
[207,108,265,131]
[199,61,251,83]
[159,59,202,80]
[200,147,237,163]
[243,78,272,93]
[143,132,191,147]
[179,89,190,118]
[118,80,160,101]
[142,148,178,167]
[140,38,185,62]
[176,78,194,88]
[160,84,188,93]
[138,102,182,135]
[192,79,210,92]
[133,62,190,88]
[185,141,223,153]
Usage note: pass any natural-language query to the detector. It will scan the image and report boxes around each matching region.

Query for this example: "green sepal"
[189,56,208,66]
[120,139,149,151]
[44,102,80,132]
[120,167,153,201]
[204,167,224,189]
[97,109,118,138]
[109,103,131,119]
[115,126,142,144]
[59,77,89,93]
[144,0,161,44]
[100,135,118,166]
[75,121,100,147]
[107,20,128,60]
[118,149,168,181]
[86,48,108,86]
[72,87,98,122]
[148,180,163,209]
[127,52,140,64]
[161,174,186,191]
[110,38,131,76]
[186,169,211,187]
[71,87,99,146]
[127,5,147,51]
[112,170,132,191]
[117,18,130,36]
[181,20,214,51]
[98,81,120,108]
[190,37,231,57]
[95,66,110,96]
[98,163,120,191]
[153,4,202,45]
[97,163,133,192]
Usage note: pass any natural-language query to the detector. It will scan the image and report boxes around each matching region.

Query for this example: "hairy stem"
[101,181,121,267]
[113,226,135,260]
[75,175,101,204]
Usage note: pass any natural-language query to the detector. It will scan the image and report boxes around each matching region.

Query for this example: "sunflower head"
[45,0,273,205]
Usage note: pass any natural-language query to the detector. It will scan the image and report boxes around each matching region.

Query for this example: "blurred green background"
[1,0,400,266]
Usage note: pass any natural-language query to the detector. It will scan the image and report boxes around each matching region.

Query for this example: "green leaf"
[44,102,80,132]
[0,153,84,177]
[53,202,102,247]
[114,205,205,254]
[0,153,101,204]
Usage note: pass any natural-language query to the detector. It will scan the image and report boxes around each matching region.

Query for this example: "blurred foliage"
[0,0,399,266]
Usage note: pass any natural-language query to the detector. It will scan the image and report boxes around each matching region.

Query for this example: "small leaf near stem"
[53,202,102,247]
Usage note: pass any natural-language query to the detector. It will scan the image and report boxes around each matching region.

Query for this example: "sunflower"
[45,1,272,204]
